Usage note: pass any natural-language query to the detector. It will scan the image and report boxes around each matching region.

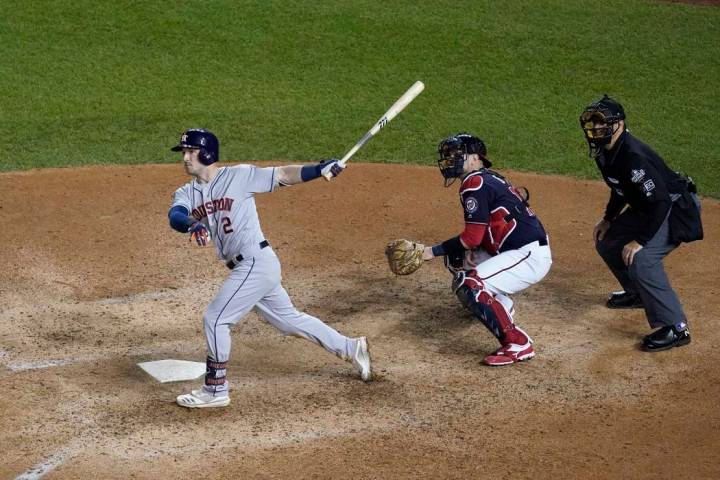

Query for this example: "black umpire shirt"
[596,130,686,245]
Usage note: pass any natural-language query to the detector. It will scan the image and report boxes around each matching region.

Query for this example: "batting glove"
[189,222,209,246]
[320,158,344,178]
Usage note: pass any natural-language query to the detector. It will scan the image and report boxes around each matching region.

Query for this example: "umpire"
[580,95,703,352]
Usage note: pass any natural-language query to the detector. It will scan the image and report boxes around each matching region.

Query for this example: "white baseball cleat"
[352,337,373,382]
[176,388,230,408]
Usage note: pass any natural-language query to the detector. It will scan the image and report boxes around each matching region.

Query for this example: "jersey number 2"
[221,217,234,234]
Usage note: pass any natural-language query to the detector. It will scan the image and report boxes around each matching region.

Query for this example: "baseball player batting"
[167,129,372,408]
[417,133,552,366]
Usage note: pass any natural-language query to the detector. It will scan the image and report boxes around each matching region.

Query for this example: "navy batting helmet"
[437,132,491,187]
[171,129,220,165]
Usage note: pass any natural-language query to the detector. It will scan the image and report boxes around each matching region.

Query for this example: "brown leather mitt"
[385,239,425,275]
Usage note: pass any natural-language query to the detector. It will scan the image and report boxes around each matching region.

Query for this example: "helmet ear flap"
[199,148,213,165]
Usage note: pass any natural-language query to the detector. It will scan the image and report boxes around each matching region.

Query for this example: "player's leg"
[203,258,281,391]
[596,210,645,308]
[626,216,690,350]
[177,257,279,408]
[454,270,532,366]
[494,293,515,318]
[473,243,552,296]
[455,242,551,366]
[254,284,372,381]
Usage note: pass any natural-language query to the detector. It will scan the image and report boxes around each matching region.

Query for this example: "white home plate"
[137,360,206,383]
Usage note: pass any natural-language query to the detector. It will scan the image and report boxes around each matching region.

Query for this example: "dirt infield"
[1,163,718,479]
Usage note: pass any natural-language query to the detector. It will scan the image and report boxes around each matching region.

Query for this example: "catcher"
[386,133,552,366]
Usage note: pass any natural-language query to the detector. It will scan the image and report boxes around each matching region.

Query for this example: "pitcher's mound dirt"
[1,163,718,479]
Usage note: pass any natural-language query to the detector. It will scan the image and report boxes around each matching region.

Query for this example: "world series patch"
[465,197,478,213]
[631,169,645,183]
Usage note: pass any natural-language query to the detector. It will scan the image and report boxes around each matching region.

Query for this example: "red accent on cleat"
[483,342,535,366]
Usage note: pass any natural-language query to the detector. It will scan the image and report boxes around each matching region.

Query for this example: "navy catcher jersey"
[460,169,547,254]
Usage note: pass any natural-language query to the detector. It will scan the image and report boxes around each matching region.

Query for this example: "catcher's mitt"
[385,239,425,275]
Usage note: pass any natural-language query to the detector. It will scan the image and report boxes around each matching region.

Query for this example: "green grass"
[1,1,719,195]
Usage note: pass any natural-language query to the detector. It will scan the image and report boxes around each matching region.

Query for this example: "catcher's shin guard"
[453,271,523,344]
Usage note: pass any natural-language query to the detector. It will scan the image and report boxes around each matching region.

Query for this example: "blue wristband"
[300,163,323,182]
[431,244,447,257]
[168,205,195,233]
[441,236,465,259]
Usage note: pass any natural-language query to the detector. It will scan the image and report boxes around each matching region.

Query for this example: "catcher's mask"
[579,95,625,157]
[437,133,491,187]
[171,128,220,165]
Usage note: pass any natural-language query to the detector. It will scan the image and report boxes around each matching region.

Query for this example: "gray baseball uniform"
[172,165,358,395]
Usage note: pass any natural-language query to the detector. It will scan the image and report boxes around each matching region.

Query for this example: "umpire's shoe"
[642,325,691,352]
[606,291,644,309]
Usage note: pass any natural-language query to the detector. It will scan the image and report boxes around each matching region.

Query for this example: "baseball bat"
[323,80,425,180]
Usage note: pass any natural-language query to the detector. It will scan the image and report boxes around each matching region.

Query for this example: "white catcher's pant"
[464,239,553,318]
[203,247,356,393]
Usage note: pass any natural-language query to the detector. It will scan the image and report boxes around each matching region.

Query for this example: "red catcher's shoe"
[483,342,535,366]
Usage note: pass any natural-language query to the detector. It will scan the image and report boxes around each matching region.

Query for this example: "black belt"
[226,240,270,269]
[538,236,548,246]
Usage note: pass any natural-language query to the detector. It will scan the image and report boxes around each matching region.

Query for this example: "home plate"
[137,360,206,383]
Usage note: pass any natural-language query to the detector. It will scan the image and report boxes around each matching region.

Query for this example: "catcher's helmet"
[437,133,491,187]
[579,95,625,157]
[171,128,220,165]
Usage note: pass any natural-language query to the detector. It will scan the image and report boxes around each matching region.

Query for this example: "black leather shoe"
[642,326,691,352]
[606,291,644,309]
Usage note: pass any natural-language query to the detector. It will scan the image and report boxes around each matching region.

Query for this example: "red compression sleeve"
[460,223,487,249]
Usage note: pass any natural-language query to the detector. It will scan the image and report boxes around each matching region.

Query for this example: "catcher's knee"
[452,270,483,293]
[453,271,512,340]
[453,270,486,311]
[455,284,473,309]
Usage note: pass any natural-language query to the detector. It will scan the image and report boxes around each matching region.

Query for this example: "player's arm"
[168,205,195,233]
[168,206,209,246]
[595,188,626,243]
[603,189,626,222]
[276,159,343,186]
[423,224,486,261]
[425,182,489,261]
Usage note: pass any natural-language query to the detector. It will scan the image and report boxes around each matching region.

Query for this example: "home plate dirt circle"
[1,163,718,479]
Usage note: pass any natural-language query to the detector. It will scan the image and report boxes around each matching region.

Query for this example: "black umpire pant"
[596,206,686,329]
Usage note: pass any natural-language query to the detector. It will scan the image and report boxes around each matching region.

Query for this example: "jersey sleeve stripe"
[460,173,484,194]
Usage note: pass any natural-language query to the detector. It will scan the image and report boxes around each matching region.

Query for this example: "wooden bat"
[322,81,425,180]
